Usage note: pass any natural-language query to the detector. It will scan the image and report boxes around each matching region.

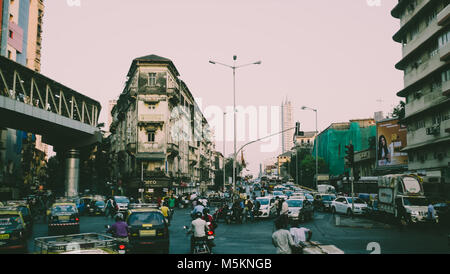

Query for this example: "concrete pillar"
[65,149,80,198]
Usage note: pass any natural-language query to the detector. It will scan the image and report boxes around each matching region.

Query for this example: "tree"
[391,101,405,121]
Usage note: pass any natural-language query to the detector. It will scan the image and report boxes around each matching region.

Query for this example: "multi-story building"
[281,98,294,153]
[0,0,46,198]
[277,151,292,179]
[392,0,450,187]
[109,55,217,198]
[293,131,316,149]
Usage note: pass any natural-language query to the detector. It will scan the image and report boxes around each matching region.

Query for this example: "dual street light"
[301,106,319,190]
[209,56,261,196]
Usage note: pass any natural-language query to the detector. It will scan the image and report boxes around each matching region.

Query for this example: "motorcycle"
[225,207,243,224]
[183,224,215,254]
[105,225,130,254]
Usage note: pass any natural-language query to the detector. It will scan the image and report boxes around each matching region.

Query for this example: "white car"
[331,197,368,216]
[272,191,288,200]
[286,199,314,222]
[255,197,277,218]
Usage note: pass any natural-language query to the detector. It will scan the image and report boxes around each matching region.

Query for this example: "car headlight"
[411,211,419,216]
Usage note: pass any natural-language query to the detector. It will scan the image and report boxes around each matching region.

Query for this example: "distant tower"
[281,98,294,153]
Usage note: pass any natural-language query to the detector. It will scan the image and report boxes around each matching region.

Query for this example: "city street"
[27,207,450,254]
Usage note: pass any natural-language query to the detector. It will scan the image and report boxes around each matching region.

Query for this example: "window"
[148,131,155,142]
[442,70,450,83]
[148,73,156,86]
[439,30,450,48]
[8,30,13,39]
[7,50,12,59]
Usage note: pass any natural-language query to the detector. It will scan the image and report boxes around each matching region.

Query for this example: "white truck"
[317,184,336,194]
[377,174,434,224]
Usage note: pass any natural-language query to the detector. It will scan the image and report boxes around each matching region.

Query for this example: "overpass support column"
[65,149,80,198]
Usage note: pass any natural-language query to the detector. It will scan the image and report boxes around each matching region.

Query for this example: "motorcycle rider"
[191,201,205,219]
[187,211,210,253]
[107,213,130,243]
[232,199,243,223]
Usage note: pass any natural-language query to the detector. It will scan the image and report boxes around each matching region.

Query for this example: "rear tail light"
[75,217,79,222]
[207,230,214,236]
[119,244,126,250]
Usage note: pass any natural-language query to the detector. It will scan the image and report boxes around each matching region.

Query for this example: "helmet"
[195,212,203,219]
[203,208,210,214]
[115,213,124,222]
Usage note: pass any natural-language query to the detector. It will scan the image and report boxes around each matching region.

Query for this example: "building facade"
[109,55,217,199]
[0,0,46,199]
[281,98,294,153]
[392,0,450,187]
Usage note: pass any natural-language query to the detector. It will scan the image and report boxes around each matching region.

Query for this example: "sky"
[40,0,404,177]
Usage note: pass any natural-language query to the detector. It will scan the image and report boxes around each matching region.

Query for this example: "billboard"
[376,118,408,168]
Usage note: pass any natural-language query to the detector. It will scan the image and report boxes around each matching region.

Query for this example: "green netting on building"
[312,122,376,176]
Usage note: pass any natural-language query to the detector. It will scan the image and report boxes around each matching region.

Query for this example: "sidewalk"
[333,214,391,229]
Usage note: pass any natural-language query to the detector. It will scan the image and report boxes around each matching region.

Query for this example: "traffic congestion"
[0,173,448,254]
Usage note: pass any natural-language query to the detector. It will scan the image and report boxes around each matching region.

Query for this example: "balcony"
[403,53,445,89]
[438,4,450,26]
[440,42,450,61]
[443,80,450,96]
[401,19,441,60]
[405,90,448,118]
[137,142,165,156]
[138,114,165,125]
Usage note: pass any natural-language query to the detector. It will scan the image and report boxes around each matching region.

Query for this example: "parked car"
[331,197,368,216]
[313,194,336,212]
[287,198,314,223]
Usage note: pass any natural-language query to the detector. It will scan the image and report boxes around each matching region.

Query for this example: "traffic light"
[345,144,354,167]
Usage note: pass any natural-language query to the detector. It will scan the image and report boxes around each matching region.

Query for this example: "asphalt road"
[27,207,450,254]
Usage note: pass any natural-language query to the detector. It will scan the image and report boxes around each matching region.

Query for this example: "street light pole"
[209,56,261,198]
[301,106,319,190]
[223,112,227,192]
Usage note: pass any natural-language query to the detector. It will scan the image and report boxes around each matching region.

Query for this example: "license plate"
[0,234,10,240]
[59,216,70,221]
[118,250,126,254]
[208,236,214,240]
[139,230,156,237]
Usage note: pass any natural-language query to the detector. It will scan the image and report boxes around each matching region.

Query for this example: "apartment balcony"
[138,114,165,125]
[443,80,450,97]
[405,90,448,118]
[401,19,441,59]
[136,143,165,159]
[403,53,445,89]
[438,4,450,26]
[440,42,450,61]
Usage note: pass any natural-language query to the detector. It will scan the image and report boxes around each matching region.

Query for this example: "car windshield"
[95,201,105,206]
[115,197,129,204]
[128,212,164,226]
[287,200,303,208]
[52,205,76,214]
[258,199,269,205]
[403,197,428,207]
[305,194,313,199]
[322,195,336,201]
[0,214,22,227]
[346,198,365,204]
[273,191,284,196]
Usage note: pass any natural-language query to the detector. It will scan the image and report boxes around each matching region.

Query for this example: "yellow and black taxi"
[126,205,169,254]
[0,207,28,253]
[5,201,33,236]
[48,202,80,236]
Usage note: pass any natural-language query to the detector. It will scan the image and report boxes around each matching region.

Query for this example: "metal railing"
[0,55,101,127]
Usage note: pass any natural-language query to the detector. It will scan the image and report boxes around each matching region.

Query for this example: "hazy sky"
[41,0,403,176]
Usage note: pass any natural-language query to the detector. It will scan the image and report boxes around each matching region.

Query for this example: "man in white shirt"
[290,225,312,254]
[188,212,210,253]
[272,218,297,254]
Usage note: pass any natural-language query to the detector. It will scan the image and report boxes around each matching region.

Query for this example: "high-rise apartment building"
[281,98,294,153]
[392,0,450,185]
